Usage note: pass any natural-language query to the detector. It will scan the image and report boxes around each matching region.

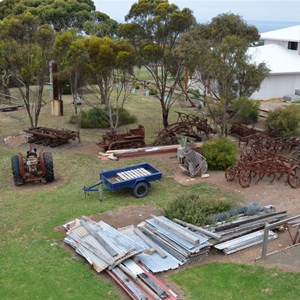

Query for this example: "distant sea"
[247,20,299,33]
[199,19,299,34]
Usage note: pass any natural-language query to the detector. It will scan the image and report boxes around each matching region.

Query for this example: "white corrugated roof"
[248,44,300,74]
[260,25,300,41]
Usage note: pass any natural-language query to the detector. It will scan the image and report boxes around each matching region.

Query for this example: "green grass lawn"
[170,262,300,300]
[1,90,300,299]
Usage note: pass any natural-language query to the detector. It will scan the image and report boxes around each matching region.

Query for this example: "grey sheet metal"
[214,230,278,254]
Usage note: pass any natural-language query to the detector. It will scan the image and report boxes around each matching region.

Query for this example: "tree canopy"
[0,12,55,127]
[119,0,196,128]
[177,13,269,135]
[0,0,96,31]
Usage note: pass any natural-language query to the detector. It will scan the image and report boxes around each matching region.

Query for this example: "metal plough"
[225,149,300,188]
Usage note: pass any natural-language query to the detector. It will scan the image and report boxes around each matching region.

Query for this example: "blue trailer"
[83,163,162,201]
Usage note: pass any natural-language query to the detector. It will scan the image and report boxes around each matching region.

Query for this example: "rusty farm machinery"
[152,112,216,146]
[11,147,54,186]
[25,127,79,147]
[96,125,146,151]
[225,149,300,188]
[96,112,216,152]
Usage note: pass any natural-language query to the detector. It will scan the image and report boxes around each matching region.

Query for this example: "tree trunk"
[162,105,169,128]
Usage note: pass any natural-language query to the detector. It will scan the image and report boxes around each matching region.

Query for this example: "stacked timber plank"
[115,168,151,181]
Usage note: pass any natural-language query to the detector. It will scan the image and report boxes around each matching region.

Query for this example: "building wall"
[264,39,288,48]
[251,74,300,99]
[264,39,300,55]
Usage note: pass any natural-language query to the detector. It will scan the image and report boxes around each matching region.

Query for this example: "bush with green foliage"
[201,137,237,170]
[188,88,201,99]
[70,107,137,128]
[164,195,237,226]
[149,87,158,95]
[232,98,260,124]
[265,105,300,137]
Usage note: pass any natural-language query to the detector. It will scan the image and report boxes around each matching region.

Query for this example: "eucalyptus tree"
[177,13,269,135]
[53,31,90,112]
[84,36,136,128]
[0,12,55,128]
[83,11,118,38]
[118,0,196,128]
[0,0,96,32]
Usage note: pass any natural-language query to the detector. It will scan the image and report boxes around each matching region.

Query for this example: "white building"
[249,25,300,100]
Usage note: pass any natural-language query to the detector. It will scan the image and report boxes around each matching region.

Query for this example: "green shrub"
[188,88,201,98]
[265,105,300,137]
[118,108,137,124]
[164,195,236,226]
[232,98,260,124]
[201,137,237,170]
[134,83,140,89]
[149,87,158,95]
[69,107,137,128]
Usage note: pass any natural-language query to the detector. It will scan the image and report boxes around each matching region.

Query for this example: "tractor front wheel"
[43,152,54,182]
[11,155,24,186]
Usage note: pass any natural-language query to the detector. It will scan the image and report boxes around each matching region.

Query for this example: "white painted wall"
[251,74,300,99]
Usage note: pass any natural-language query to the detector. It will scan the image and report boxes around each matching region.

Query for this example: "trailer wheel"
[133,182,149,198]
[43,152,54,182]
[11,155,24,186]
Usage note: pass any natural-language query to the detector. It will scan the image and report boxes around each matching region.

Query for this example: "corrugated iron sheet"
[214,230,278,254]
[120,225,181,273]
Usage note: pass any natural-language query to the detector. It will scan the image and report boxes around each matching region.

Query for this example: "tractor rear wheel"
[43,152,54,182]
[11,155,24,186]
[133,182,149,198]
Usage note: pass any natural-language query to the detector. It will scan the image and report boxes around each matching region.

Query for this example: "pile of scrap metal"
[64,217,201,299]
[177,145,208,178]
[62,206,296,297]
[174,203,288,255]
[24,126,79,147]
[63,215,211,299]
[96,125,145,151]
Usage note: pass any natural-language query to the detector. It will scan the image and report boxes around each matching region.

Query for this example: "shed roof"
[248,44,300,74]
[260,25,300,42]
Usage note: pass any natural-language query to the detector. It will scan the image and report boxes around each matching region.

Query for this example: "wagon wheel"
[290,150,300,164]
[225,166,237,181]
[288,166,300,188]
[238,170,251,188]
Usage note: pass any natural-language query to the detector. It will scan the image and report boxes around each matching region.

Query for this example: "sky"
[94,0,300,24]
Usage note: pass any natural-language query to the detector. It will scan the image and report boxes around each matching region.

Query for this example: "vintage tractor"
[96,125,146,151]
[11,147,54,186]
